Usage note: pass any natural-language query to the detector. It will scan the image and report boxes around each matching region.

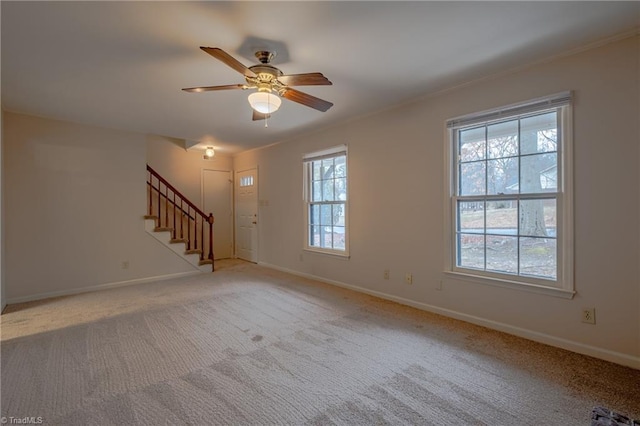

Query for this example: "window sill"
[303,247,350,259]
[444,270,575,299]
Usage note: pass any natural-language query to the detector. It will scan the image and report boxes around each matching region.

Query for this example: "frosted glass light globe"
[248,92,281,114]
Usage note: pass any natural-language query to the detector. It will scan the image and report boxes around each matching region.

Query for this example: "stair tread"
[154,227,173,232]
[198,259,213,266]
[170,238,187,244]
[185,249,202,255]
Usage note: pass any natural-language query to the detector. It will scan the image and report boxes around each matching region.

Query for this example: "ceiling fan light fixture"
[248,91,281,114]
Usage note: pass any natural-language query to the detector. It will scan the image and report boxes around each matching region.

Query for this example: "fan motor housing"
[248,64,282,80]
[246,64,283,93]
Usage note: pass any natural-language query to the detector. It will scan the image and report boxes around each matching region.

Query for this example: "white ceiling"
[2,2,638,155]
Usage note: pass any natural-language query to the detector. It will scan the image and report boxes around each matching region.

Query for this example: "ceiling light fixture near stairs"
[204,147,215,159]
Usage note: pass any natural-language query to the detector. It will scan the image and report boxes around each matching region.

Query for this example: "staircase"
[145,165,214,272]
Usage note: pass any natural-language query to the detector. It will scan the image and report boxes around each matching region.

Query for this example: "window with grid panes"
[446,93,574,296]
[303,146,348,255]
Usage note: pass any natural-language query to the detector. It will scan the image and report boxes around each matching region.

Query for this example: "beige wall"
[1,108,5,312]
[234,35,640,366]
[3,113,196,301]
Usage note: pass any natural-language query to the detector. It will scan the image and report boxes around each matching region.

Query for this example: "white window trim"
[303,145,350,258]
[443,93,574,298]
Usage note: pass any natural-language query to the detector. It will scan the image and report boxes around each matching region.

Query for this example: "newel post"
[208,213,214,271]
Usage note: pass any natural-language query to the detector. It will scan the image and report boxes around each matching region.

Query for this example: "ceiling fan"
[182,47,333,121]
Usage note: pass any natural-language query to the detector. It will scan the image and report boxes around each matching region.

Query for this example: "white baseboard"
[259,261,640,370]
[6,271,202,305]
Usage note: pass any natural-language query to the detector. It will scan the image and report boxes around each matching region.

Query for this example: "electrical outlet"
[383,269,390,280]
[121,260,129,269]
[405,273,412,285]
[582,308,596,324]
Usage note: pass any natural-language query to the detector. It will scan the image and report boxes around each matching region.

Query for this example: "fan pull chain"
[265,96,272,128]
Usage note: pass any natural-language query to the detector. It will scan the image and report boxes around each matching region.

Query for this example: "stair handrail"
[146,164,214,271]
[147,165,208,218]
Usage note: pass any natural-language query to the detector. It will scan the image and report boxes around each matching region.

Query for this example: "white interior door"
[235,168,258,262]
[203,169,233,260]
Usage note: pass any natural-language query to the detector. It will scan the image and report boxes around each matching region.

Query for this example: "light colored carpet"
[2,260,639,425]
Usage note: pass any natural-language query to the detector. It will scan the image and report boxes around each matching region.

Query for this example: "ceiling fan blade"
[282,88,333,112]
[200,47,256,77]
[182,84,246,93]
[278,73,332,86]
[252,110,271,121]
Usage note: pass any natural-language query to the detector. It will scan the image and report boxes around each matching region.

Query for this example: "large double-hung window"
[446,92,574,297]
[303,145,348,256]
